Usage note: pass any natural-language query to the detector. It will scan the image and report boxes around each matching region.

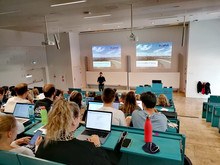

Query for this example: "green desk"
[119,133,182,165]
[24,124,185,165]
[24,123,44,136]
[155,106,175,112]
[211,106,220,127]
[206,103,220,122]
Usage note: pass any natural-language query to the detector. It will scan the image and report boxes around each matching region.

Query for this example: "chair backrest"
[17,153,64,165]
[209,95,220,103]
[0,150,20,165]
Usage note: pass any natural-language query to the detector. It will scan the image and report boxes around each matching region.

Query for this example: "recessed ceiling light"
[84,14,111,19]
[51,0,86,7]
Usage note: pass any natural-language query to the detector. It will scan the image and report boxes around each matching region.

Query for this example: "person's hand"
[35,136,43,146]
[88,135,100,147]
[15,137,31,145]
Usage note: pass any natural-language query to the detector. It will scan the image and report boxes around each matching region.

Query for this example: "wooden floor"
[83,89,220,164]
[173,92,220,165]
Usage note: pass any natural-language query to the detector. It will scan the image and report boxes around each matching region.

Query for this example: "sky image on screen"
[136,42,172,68]
[92,45,121,68]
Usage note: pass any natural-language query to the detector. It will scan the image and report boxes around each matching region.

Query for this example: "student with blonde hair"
[157,94,170,107]
[36,100,111,165]
[0,115,42,156]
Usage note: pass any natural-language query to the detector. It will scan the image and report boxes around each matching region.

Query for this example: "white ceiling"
[0,0,220,34]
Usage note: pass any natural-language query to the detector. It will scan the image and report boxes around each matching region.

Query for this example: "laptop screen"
[86,110,112,132]
[88,101,120,110]
[13,103,34,118]
[136,100,143,110]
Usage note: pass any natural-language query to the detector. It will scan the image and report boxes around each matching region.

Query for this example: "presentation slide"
[92,45,121,69]
[136,42,172,68]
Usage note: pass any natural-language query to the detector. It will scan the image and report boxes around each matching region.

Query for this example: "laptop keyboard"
[82,130,109,138]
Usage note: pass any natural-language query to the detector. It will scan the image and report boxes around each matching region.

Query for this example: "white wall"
[79,26,187,91]
[186,19,220,98]
[46,33,74,91]
[69,33,82,88]
[0,29,48,87]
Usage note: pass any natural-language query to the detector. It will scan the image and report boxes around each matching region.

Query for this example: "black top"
[97,76,106,85]
[36,138,112,165]
[34,98,53,112]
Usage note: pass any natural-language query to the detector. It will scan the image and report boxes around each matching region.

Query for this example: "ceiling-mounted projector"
[129,32,138,42]
[42,40,55,46]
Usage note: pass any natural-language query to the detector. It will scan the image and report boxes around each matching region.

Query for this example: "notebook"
[77,110,112,144]
[13,103,34,126]
[88,101,120,110]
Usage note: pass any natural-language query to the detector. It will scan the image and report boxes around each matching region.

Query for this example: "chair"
[17,153,64,165]
[0,150,20,165]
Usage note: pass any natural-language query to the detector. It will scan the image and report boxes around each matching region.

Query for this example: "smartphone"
[29,130,42,146]
[122,138,132,148]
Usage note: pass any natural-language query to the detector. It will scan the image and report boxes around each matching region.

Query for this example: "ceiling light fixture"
[51,0,86,7]
[84,14,111,19]
[103,22,123,26]
[0,10,20,15]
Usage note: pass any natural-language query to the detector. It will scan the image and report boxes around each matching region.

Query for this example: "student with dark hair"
[55,89,64,100]
[121,91,141,116]
[2,86,9,103]
[4,83,33,113]
[99,88,126,126]
[132,92,167,132]
[97,72,106,92]
[34,84,56,113]
[0,87,4,107]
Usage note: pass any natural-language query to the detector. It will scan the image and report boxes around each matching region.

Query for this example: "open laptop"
[136,100,143,110]
[13,103,34,126]
[88,101,120,110]
[77,110,112,144]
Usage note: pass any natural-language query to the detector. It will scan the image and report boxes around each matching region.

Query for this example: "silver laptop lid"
[88,102,103,110]
[88,101,120,110]
[13,103,34,119]
[137,100,143,110]
[86,110,112,132]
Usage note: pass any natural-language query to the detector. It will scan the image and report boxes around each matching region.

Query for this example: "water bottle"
[144,115,152,143]
[28,105,35,123]
[40,106,48,125]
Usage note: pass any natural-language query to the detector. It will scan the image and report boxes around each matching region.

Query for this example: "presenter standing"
[97,72,106,92]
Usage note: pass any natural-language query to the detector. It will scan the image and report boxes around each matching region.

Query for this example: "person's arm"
[16,120,25,134]
[119,111,127,126]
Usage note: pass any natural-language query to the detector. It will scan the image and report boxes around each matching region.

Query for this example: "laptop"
[77,110,112,144]
[13,103,34,126]
[88,101,120,110]
[136,100,143,110]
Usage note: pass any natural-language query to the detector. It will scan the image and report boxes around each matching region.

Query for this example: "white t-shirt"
[4,97,30,113]
[10,146,34,156]
[98,107,126,126]
[0,112,24,134]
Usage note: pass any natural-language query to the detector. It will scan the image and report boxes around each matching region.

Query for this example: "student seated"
[132,92,167,132]
[121,91,141,116]
[69,91,84,120]
[99,88,126,126]
[157,94,170,107]
[36,100,111,165]
[34,84,56,114]
[0,115,42,156]
[55,89,64,100]
[4,83,33,113]
[0,87,4,110]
